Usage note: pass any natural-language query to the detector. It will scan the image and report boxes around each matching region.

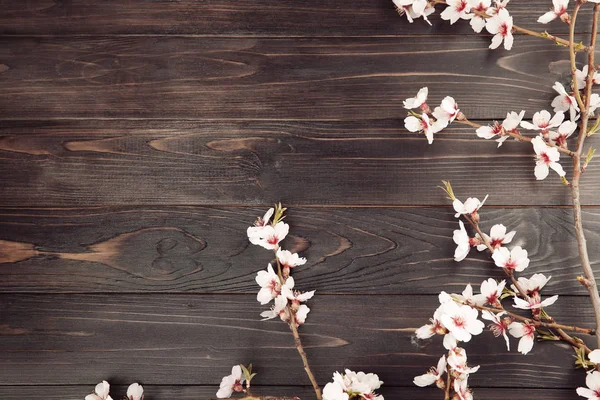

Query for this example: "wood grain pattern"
[0,386,580,400]
[0,36,590,121]
[0,294,594,388]
[0,206,598,295]
[0,0,592,36]
[1,120,598,206]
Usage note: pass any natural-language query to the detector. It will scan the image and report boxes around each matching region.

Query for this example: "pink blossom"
[447,347,480,376]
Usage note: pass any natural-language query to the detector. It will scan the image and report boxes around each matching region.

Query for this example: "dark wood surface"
[0,1,598,399]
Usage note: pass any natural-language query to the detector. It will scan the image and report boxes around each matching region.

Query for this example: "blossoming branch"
[396,0,600,399]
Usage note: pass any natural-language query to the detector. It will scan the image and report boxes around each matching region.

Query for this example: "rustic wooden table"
[0,1,598,399]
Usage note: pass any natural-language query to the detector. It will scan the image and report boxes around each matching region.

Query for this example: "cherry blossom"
[415,305,448,339]
[510,273,551,295]
[216,365,245,399]
[432,96,460,124]
[295,304,311,325]
[447,347,481,376]
[549,120,577,147]
[404,113,445,144]
[575,65,600,88]
[577,371,600,400]
[589,349,600,364]
[403,86,429,110]
[476,223,516,251]
[86,381,113,400]
[393,0,434,25]
[590,93,600,114]
[468,0,492,32]
[454,377,474,400]
[126,383,144,400]
[441,0,472,24]
[479,278,506,306]
[256,264,281,304]
[453,220,472,262]
[260,294,290,321]
[491,246,529,272]
[532,135,566,180]
[552,82,580,120]
[477,111,525,147]
[481,310,511,350]
[513,294,559,310]
[453,195,488,219]
[323,370,384,400]
[508,321,536,355]
[537,0,569,24]
[276,249,307,270]
[486,8,514,50]
[254,208,274,227]
[282,280,315,305]
[519,110,564,136]
[413,355,446,387]
[440,301,485,342]
[247,221,289,250]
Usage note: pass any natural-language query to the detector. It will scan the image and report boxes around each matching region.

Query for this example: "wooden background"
[0,1,599,399]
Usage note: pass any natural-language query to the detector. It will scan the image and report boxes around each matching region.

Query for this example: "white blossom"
[513,294,559,310]
[590,93,600,114]
[453,195,488,218]
[323,370,384,400]
[295,304,311,325]
[479,278,506,306]
[405,113,445,144]
[520,110,564,136]
[589,349,600,364]
[492,246,529,272]
[552,82,580,120]
[476,224,516,251]
[508,321,536,354]
[577,371,600,400]
[276,248,307,269]
[481,310,511,350]
[260,294,289,321]
[468,0,492,32]
[453,220,472,262]
[447,347,480,376]
[255,264,281,305]
[441,0,472,24]
[216,365,244,399]
[486,8,514,50]
[537,0,569,24]
[432,96,460,124]
[440,301,485,342]
[413,355,446,387]
[394,0,434,25]
[454,377,474,400]
[575,65,600,88]
[403,86,429,109]
[247,221,289,250]
[85,381,113,400]
[477,111,524,147]
[510,273,551,295]
[127,383,144,400]
[532,135,565,180]
[549,120,577,147]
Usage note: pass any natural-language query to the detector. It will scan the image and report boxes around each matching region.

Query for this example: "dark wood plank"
[0,294,593,388]
[0,36,589,121]
[0,206,599,295]
[0,0,591,36]
[0,386,580,400]
[1,120,598,206]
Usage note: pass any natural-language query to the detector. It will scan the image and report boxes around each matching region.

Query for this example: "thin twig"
[570,2,586,111]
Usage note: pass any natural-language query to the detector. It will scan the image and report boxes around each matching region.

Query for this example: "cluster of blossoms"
[85,381,143,400]
[322,370,384,400]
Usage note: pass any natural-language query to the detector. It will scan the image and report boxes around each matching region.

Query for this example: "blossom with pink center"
[453,195,489,219]
[477,111,525,147]
[403,86,429,110]
[481,310,511,350]
[441,0,473,24]
[323,370,384,400]
[394,0,434,25]
[577,371,600,400]
[282,276,315,307]
[510,273,551,295]
[405,113,446,144]
[468,0,492,32]
[552,82,580,121]
[416,305,448,339]
[247,221,289,250]
[260,294,289,321]
[532,135,565,180]
[479,278,506,306]
[486,8,514,50]
[432,96,460,124]
[576,65,600,88]
[440,301,485,343]
[86,381,113,400]
[537,0,569,24]
[254,208,274,227]
[276,249,307,270]
[454,377,474,400]
[491,246,529,272]
[295,304,311,325]
[126,383,144,400]
[513,294,559,310]
[508,321,536,354]
[549,120,577,147]
[520,110,564,136]
[413,355,446,388]
[216,365,245,399]
[255,264,281,304]
[453,220,472,262]
[476,224,516,251]
[447,347,480,376]
[456,283,485,307]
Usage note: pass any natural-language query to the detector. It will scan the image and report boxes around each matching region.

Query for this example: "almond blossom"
[532,135,566,180]
[403,86,429,110]
[590,93,600,114]
[486,8,514,50]
[508,321,536,355]
[478,278,506,306]
[453,195,488,220]
[575,65,600,88]
[126,383,144,400]
[254,208,274,227]
[454,378,473,400]
[260,294,289,321]
[413,355,446,388]
[456,283,485,307]
[247,221,289,250]
[537,0,569,24]
[447,347,481,376]
[432,96,460,124]
[476,110,524,147]
[440,301,485,342]
[468,0,492,32]
[491,246,530,272]
[282,281,315,305]
[549,120,577,147]
[510,273,551,295]
[393,0,434,24]
[513,294,559,310]
[216,365,245,399]
[475,223,516,251]
[589,349,600,364]
[453,220,472,262]
[481,310,511,350]
[404,113,444,144]
[415,305,448,339]
[323,370,384,400]
[577,371,600,400]
[276,249,307,270]
[441,0,472,24]
[519,110,564,137]
[256,264,281,304]
[86,381,113,400]
[295,304,311,325]
[552,82,580,120]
